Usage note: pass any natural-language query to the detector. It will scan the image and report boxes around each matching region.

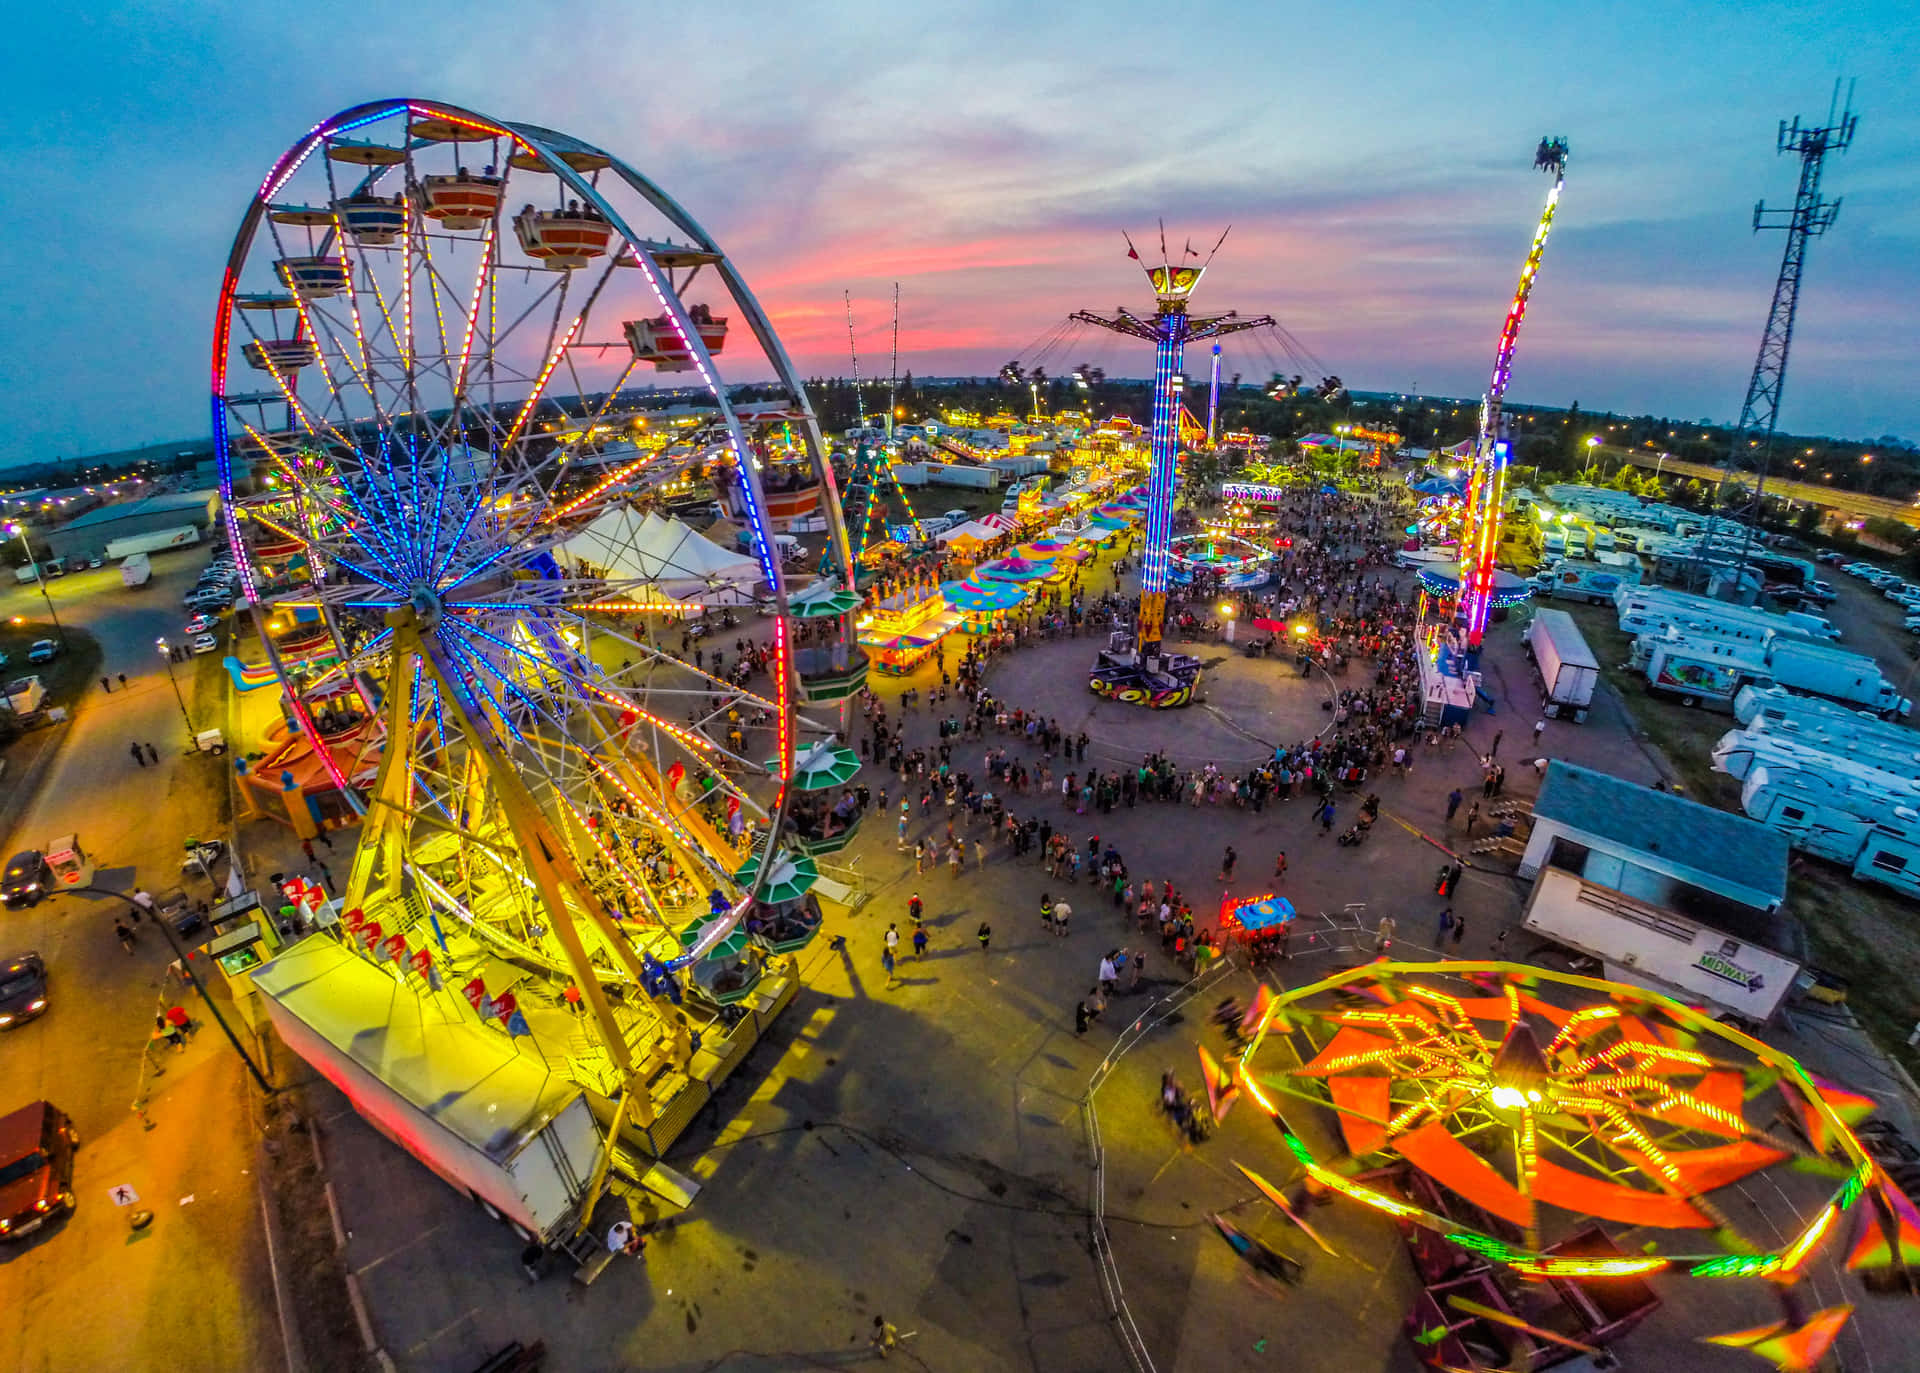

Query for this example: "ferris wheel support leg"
[342,639,419,916]
[407,621,680,1119]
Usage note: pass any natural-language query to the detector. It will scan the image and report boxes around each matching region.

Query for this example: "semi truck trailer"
[1524,608,1600,721]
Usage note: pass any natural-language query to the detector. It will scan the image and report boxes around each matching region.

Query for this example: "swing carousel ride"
[1214,961,1917,1370]
[214,99,862,1151]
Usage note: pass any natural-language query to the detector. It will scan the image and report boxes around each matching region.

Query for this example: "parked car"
[24,641,58,665]
[190,634,219,656]
[183,615,217,635]
[0,955,47,1029]
[85,556,101,570]
[1816,550,1846,565]
[0,1100,77,1240]
[0,853,50,910]
[1801,580,1837,604]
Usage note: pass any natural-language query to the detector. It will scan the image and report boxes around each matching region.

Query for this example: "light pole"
[5,523,64,646]
[155,638,196,742]
[76,885,272,1094]
[1582,435,1600,482]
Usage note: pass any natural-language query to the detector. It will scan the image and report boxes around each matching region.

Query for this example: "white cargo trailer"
[252,936,604,1246]
[1523,608,1599,721]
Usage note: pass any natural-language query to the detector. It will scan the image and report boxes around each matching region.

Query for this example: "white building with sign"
[1517,761,1800,1023]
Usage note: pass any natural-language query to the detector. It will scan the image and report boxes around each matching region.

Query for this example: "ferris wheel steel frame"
[209,101,872,1169]
[210,98,857,881]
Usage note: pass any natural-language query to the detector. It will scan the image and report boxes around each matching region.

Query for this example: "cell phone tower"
[1697,82,1858,589]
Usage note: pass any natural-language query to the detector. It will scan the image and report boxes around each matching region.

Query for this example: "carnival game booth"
[941,578,1028,634]
[975,554,1055,588]
[857,587,959,675]
[1016,537,1090,568]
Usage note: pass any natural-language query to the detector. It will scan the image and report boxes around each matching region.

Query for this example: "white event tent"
[557,507,763,603]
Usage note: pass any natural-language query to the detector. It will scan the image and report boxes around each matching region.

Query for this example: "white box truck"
[1644,638,1771,710]
[1762,638,1911,719]
[1524,608,1600,721]
[251,936,604,1247]
[120,553,152,588]
[1532,553,1642,605]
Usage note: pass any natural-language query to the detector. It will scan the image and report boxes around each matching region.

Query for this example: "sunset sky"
[1,0,1915,465]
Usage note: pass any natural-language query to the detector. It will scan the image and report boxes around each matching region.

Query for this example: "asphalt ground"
[0,548,279,1373]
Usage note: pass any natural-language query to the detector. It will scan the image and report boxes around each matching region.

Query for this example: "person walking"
[912,923,928,959]
[100,676,111,694]
[1532,718,1546,744]
[1273,851,1288,881]
[145,743,159,765]
[117,673,128,689]
[1489,728,1503,760]
[1218,846,1237,882]
[115,920,137,953]
[130,888,155,922]
[563,983,585,1016]
[977,920,992,953]
[130,741,148,768]
[974,838,987,870]
[1318,799,1337,835]
[301,838,316,864]
[907,893,923,924]
[1451,914,1467,948]
[1053,898,1071,936]
[884,923,900,960]
[1464,802,1480,834]
[1374,915,1396,953]
[1436,906,1454,942]
[881,943,896,986]
[1445,788,1463,822]
[1074,998,1093,1035]
[1098,952,1118,995]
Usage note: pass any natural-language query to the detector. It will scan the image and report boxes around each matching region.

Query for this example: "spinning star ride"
[1071,237,1272,709]
[1450,138,1568,661]
[1223,961,1917,1365]
[212,99,859,1144]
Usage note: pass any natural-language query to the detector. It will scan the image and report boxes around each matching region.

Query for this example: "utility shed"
[1518,761,1800,1022]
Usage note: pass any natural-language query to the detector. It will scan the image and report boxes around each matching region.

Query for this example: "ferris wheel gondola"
[211,99,859,1148]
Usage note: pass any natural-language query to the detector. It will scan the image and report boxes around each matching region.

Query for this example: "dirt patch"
[257,1033,375,1373]
[1792,864,1920,1080]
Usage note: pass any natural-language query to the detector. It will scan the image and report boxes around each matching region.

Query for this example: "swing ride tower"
[1072,241,1270,708]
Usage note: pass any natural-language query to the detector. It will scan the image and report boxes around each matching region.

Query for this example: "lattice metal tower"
[1698,82,1858,586]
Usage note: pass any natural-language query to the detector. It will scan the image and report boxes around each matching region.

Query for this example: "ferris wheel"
[211,100,864,1123]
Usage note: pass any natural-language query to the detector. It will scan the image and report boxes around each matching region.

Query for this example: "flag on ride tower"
[382,933,407,965]
[1123,232,1141,261]
[408,947,432,981]
[356,920,383,955]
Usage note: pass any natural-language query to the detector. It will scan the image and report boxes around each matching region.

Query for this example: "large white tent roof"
[558,507,761,596]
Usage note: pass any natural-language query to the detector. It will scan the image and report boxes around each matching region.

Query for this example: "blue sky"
[0,0,1914,466]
